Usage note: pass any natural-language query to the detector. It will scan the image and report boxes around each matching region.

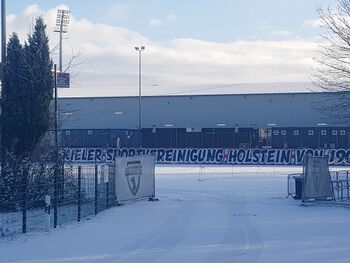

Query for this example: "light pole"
[53,64,58,228]
[1,0,5,68]
[54,9,71,73]
[134,46,145,146]
[1,0,6,166]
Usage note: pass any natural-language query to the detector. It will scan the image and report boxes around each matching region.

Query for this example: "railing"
[330,170,350,200]
[287,170,350,201]
[0,164,116,238]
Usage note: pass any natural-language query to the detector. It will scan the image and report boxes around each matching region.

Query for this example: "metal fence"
[287,170,350,201]
[0,164,116,238]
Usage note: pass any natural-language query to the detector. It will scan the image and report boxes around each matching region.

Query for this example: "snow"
[58,82,319,98]
[1,165,350,263]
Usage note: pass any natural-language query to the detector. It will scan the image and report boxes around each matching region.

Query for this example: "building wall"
[61,127,350,149]
[59,92,335,130]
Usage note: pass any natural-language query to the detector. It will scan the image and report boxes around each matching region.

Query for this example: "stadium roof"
[58,81,323,98]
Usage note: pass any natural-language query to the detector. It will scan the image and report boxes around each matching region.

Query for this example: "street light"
[135,46,145,146]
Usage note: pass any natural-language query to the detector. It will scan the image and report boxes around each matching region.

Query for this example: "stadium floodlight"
[135,46,145,51]
[134,45,146,144]
[54,9,71,72]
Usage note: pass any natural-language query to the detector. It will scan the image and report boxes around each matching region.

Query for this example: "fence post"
[106,180,109,209]
[105,164,109,209]
[347,171,350,199]
[22,168,28,234]
[95,165,98,215]
[54,165,58,228]
[78,166,81,222]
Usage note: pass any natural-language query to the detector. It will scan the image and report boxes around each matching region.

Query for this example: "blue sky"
[8,0,335,42]
[5,1,338,96]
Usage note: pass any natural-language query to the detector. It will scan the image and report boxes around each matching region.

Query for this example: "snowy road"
[1,166,350,263]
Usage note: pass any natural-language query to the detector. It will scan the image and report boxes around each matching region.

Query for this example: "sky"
[6,0,337,96]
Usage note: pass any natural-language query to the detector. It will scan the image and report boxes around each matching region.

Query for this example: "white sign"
[115,155,156,203]
[103,164,109,183]
[57,72,70,88]
[45,195,51,205]
[302,156,334,201]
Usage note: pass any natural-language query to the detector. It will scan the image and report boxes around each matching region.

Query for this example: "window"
[340,130,346,136]
[294,130,299,136]
[281,130,287,136]
[65,130,71,135]
[332,130,338,136]
[88,130,93,135]
[321,130,327,136]
[273,130,279,136]
[308,130,314,136]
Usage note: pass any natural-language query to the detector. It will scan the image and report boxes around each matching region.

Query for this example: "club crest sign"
[115,155,156,203]
[125,161,142,196]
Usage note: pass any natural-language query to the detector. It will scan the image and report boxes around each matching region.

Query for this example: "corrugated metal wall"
[58,92,334,130]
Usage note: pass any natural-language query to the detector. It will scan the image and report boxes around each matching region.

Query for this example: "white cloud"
[148,18,163,27]
[23,4,42,17]
[269,30,293,37]
[105,3,133,23]
[8,5,322,96]
[303,18,323,28]
[167,14,177,22]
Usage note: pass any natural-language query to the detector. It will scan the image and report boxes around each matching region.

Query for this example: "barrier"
[115,155,156,203]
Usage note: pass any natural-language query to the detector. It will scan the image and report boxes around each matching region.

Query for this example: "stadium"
[58,82,350,165]
[3,2,350,262]
[59,82,349,149]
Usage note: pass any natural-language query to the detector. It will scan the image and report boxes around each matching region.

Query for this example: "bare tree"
[313,0,350,124]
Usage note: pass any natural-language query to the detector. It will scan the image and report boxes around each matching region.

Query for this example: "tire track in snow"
[112,200,200,263]
[203,195,263,263]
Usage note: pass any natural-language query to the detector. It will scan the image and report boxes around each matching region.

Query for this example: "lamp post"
[0,0,6,166]
[53,63,58,228]
[1,0,5,68]
[134,46,145,146]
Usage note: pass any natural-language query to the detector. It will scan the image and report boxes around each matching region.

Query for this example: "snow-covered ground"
[1,165,350,263]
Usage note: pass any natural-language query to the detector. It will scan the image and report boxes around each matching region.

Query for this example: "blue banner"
[63,148,350,166]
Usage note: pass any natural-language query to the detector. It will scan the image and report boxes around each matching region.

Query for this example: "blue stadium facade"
[58,82,350,150]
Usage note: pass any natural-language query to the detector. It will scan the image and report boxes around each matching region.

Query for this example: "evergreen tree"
[1,17,54,211]
[0,33,25,211]
[23,16,54,157]
[1,17,53,161]
[1,33,26,160]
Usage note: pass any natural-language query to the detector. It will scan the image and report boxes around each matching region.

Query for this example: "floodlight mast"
[54,9,71,73]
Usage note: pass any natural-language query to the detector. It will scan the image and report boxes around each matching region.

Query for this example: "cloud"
[105,3,133,23]
[269,30,293,37]
[148,18,163,27]
[303,18,323,28]
[8,5,322,96]
[167,14,177,22]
